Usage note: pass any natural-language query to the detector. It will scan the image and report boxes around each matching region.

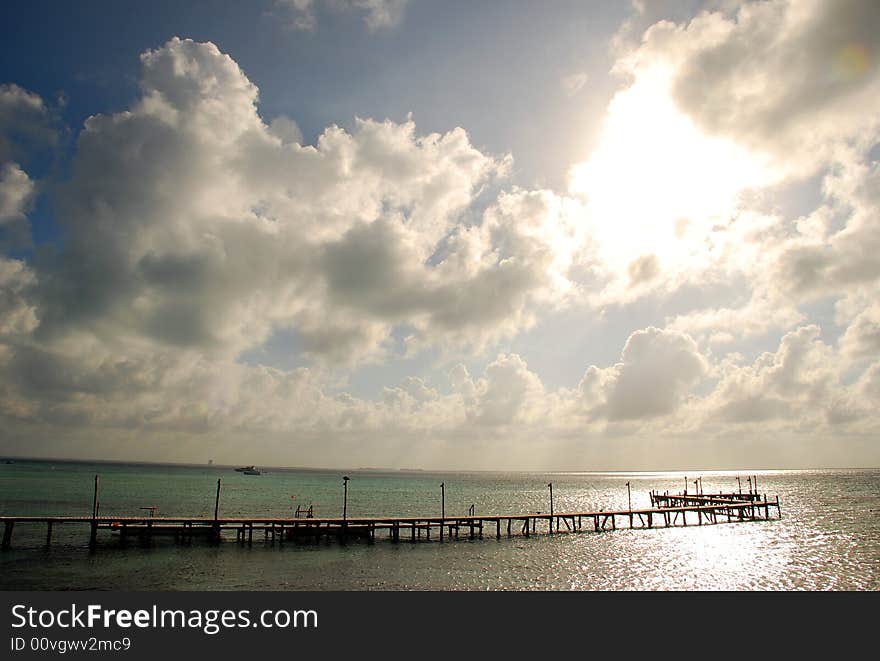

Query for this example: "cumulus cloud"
[0,257,37,338]
[573,327,707,422]
[465,353,547,426]
[605,327,707,420]
[268,115,303,145]
[21,38,581,368]
[0,163,34,250]
[839,304,880,364]
[0,37,591,455]
[0,84,57,251]
[627,0,880,177]
[0,83,56,164]
[668,293,804,346]
[704,325,837,424]
[770,155,880,300]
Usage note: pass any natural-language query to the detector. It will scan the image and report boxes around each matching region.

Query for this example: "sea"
[0,460,877,591]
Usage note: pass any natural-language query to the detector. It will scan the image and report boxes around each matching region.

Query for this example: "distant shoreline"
[1,456,876,475]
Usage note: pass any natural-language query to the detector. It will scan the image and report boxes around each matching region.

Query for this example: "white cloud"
[0,83,56,251]
[770,155,880,301]
[573,327,707,422]
[470,353,546,426]
[25,38,581,368]
[0,38,588,449]
[703,325,837,424]
[668,293,804,346]
[0,83,56,163]
[560,72,589,97]
[268,115,303,145]
[0,257,37,339]
[276,0,408,32]
[0,163,34,250]
[839,304,880,364]
[346,0,408,30]
[635,0,880,178]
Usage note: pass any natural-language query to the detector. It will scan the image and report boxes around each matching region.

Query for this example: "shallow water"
[1,461,877,590]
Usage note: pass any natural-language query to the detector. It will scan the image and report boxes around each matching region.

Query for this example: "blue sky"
[1,1,879,470]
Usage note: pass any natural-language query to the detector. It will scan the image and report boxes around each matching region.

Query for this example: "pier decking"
[1,489,781,549]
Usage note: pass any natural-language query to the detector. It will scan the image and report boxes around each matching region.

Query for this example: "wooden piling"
[2,521,13,549]
[89,474,99,549]
[212,478,222,543]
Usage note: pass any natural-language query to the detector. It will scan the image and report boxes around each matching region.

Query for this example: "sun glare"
[569,67,770,288]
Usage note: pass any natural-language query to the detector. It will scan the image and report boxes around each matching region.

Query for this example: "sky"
[0,0,878,471]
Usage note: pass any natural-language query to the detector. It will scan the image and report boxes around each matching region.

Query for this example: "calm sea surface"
[1,461,877,590]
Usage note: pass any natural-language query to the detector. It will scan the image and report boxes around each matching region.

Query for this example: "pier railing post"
[440,482,445,541]
[89,474,99,549]
[342,476,350,539]
[212,478,221,543]
[626,481,632,527]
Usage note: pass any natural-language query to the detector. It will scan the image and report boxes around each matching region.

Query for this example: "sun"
[569,66,771,292]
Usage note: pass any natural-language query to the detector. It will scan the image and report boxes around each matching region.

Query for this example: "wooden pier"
[0,489,781,550]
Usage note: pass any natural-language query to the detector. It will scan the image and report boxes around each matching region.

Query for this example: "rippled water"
[1,461,877,590]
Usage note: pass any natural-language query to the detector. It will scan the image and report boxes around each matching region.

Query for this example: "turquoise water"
[1,460,878,590]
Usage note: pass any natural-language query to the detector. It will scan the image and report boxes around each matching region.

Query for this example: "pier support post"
[212,478,222,544]
[89,474,99,549]
[440,482,445,541]
[46,521,53,546]
[2,521,13,550]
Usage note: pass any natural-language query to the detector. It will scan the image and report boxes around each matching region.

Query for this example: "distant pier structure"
[0,476,782,550]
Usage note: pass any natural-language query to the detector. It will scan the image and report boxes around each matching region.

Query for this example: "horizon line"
[1,454,876,475]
